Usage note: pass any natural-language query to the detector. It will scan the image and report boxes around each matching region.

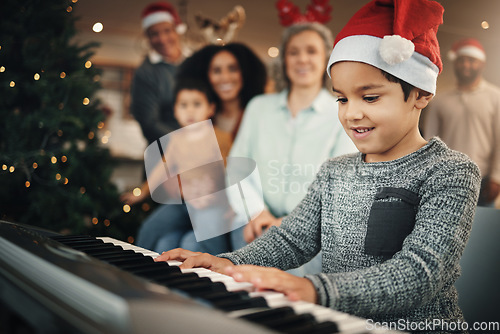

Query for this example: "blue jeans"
[136,204,231,254]
[230,225,322,276]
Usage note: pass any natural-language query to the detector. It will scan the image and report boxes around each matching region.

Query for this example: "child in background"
[156,0,481,331]
[133,78,233,254]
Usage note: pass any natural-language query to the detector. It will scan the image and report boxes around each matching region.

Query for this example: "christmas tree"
[0,0,141,240]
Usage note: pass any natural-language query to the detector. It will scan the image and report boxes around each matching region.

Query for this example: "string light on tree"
[481,21,489,29]
[123,204,131,213]
[85,61,92,69]
[34,73,40,80]
[9,81,15,87]
[83,97,90,105]
[0,66,5,72]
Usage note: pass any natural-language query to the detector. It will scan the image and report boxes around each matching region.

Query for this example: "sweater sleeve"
[306,159,481,316]
[218,160,328,269]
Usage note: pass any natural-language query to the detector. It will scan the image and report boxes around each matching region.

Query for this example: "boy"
[155,0,481,331]
[133,78,233,254]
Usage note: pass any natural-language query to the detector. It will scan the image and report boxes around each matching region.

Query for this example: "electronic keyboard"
[0,220,404,334]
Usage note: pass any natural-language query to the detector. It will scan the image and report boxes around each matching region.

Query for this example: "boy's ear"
[414,90,434,110]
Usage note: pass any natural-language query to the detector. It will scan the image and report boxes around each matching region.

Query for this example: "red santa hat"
[448,38,486,62]
[141,2,187,34]
[327,0,444,94]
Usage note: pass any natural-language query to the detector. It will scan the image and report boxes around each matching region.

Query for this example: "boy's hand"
[154,248,234,274]
[244,210,283,243]
[225,265,318,304]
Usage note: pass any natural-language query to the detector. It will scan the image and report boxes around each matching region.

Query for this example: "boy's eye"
[336,97,348,104]
[363,95,379,102]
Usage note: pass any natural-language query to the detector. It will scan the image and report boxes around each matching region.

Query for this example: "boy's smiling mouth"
[351,126,375,138]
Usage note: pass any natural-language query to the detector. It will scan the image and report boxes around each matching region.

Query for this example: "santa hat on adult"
[448,38,486,62]
[327,0,444,94]
[141,2,187,34]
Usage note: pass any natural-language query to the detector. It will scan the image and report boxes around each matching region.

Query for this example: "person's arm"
[130,66,176,143]
[307,160,481,316]
[225,97,267,224]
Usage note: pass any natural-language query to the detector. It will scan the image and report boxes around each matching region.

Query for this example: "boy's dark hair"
[381,70,415,101]
[173,77,216,104]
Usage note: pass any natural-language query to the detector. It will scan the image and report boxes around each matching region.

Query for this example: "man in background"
[424,38,500,206]
[130,1,186,145]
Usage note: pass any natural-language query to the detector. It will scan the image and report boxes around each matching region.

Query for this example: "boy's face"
[331,61,430,162]
[174,89,215,127]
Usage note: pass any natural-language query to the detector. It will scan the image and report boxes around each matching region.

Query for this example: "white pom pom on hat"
[327,0,444,94]
[379,35,415,65]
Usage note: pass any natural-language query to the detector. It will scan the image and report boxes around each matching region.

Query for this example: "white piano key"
[96,238,405,333]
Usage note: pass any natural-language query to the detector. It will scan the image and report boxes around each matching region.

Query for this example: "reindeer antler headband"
[276,0,332,27]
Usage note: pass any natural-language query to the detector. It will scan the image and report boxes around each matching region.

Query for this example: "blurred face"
[285,30,326,89]
[146,21,182,62]
[174,89,215,127]
[331,61,430,162]
[208,50,243,103]
[454,55,484,85]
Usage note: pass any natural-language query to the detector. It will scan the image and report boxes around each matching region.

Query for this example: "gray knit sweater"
[219,138,481,331]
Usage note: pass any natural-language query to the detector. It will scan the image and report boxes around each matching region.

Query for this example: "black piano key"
[130,264,182,277]
[190,290,248,302]
[50,235,94,241]
[104,255,154,266]
[153,273,200,285]
[239,306,295,322]
[212,296,268,312]
[71,243,122,251]
[307,321,340,334]
[90,250,139,260]
[57,239,105,247]
[177,281,228,296]
[262,313,317,332]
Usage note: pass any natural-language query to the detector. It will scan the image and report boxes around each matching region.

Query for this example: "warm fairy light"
[85,61,92,68]
[67,6,73,12]
[34,73,40,80]
[80,187,86,194]
[104,130,111,137]
[2,164,7,171]
[88,131,95,139]
[104,219,111,227]
[268,47,279,58]
[101,136,109,144]
[83,97,90,105]
[97,121,104,129]
[142,203,151,211]
[127,236,134,243]
[123,204,131,213]
[25,181,31,188]
[64,178,69,184]
[51,156,57,164]
[9,81,15,87]
[133,187,142,197]
[92,217,98,224]
[58,103,64,110]
[72,0,78,3]
[55,173,62,180]
[60,72,66,78]
[481,21,489,29]
[57,130,63,136]
[92,22,103,33]
[0,66,5,72]
[93,75,100,82]
[32,162,38,169]
[61,155,67,162]
[9,166,15,173]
